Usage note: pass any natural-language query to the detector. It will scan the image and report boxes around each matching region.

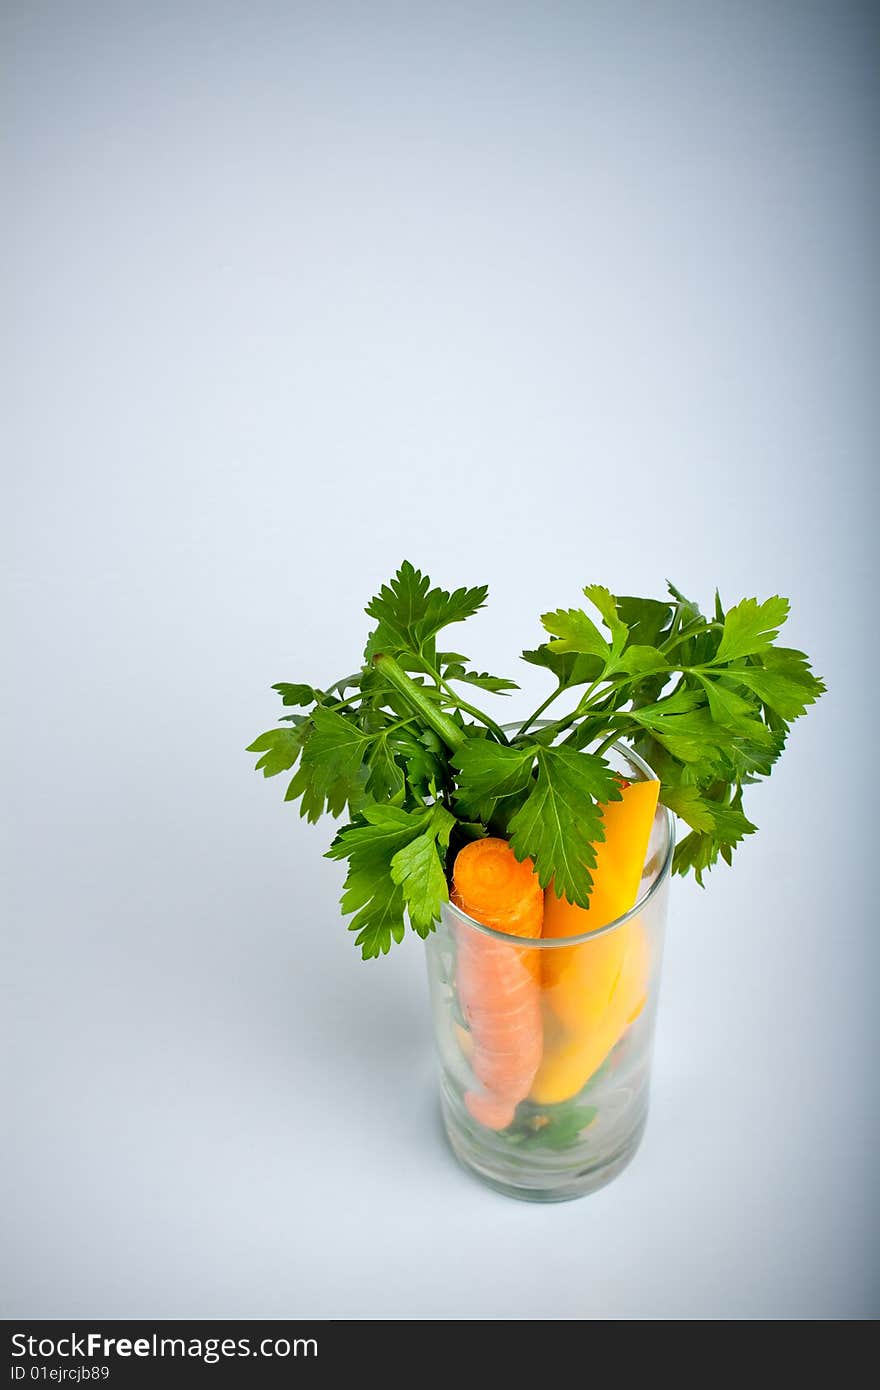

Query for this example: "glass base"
[439,1076,650,1202]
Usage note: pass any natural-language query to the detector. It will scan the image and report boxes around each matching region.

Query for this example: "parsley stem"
[372,654,465,751]
[537,673,643,743]
[438,680,509,744]
[515,682,566,738]
[592,729,624,759]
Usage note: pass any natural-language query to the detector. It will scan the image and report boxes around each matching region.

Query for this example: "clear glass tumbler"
[424,741,673,1202]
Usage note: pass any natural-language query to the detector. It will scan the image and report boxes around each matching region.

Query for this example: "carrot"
[452,838,544,1130]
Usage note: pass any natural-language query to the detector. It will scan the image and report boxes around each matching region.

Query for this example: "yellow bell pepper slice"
[529,779,659,1103]
[530,922,650,1104]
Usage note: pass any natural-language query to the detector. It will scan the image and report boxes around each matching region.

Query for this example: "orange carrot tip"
[465,1091,518,1131]
[452,837,542,935]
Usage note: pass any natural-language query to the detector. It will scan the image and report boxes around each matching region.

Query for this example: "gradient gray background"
[3,0,878,1320]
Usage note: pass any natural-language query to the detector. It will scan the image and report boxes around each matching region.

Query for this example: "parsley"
[326,803,455,957]
[507,747,621,906]
[249,564,824,956]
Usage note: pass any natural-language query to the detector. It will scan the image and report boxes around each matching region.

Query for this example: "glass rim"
[442,732,674,950]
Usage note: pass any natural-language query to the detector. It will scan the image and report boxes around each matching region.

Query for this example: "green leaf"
[724,654,825,721]
[540,607,611,663]
[246,726,308,778]
[763,646,825,688]
[671,819,754,884]
[443,664,519,694]
[616,644,668,677]
[531,1105,598,1148]
[695,675,759,726]
[582,583,622,632]
[389,728,445,799]
[326,806,423,867]
[327,803,453,956]
[727,727,787,782]
[507,746,622,906]
[626,687,778,776]
[451,819,488,843]
[713,596,790,664]
[452,740,536,820]
[366,561,431,638]
[422,585,489,639]
[581,578,628,658]
[660,783,717,833]
[390,805,456,937]
[705,799,757,842]
[364,732,406,803]
[365,560,488,659]
[582,583,628,661]
[544,583,662,677]
[672,830,718,885]
[639,688,711,716]
[667,780,757,886]
[351,905,405,959]
[617,595,674,648]
[662,783,756,842]
[520,646,605,688]
[272,682,320,707]
[327,673,362,697]
[666,580,703,627]
[688,676,779,755]
[285,707,372,821]
[507,1103,598,1149]
[326,806,426,958]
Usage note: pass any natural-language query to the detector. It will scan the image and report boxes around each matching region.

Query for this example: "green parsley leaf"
[364,732,406,803]
[364,560,488,660]
[582,584,628,664]
[520,645,605,688]
[326,807,423,958]
[616,595,674,647]
[694,675,759,726]
[616,644,668,677]
[662,784,756,842]
[518,1104,598,1149]
[386,728,445,799]
[540,607,611,664]
[672,830,719,885]
[451,740,536,821]
[723,653,825,721]
[627,686,779,782]
[272,682,321,707]
[327,804,453,958]
[443,663,519,694]
[712,596,790,664]
[246,725,308,778]
[659,783,717,833]
[666,580,703,627]
[390,805,456,937]
[285,707,371,821]
[667,781,757,885]
[507,747,622,906]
